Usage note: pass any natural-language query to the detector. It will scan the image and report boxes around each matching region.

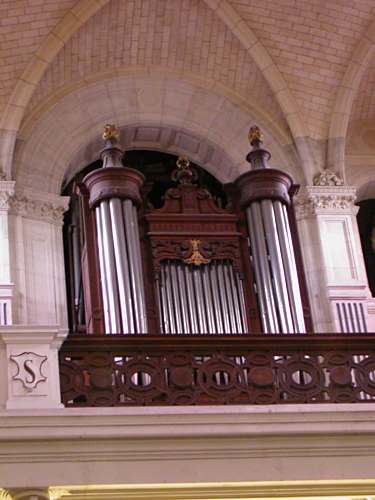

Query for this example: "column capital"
[294,185,358,219]
[0,181,15,211]
[8,189,70,226]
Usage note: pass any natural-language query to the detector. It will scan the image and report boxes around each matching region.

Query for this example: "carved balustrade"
[59,334,375,406]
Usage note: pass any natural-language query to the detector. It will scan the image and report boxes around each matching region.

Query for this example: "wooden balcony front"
[59,334,375,406]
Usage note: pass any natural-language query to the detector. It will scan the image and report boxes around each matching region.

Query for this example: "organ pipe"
[236,125,308,333]
[156,261,247,334]
[83,124,147,334]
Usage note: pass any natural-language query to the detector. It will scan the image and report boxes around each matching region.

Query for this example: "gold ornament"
[176,155,190,169]
[102,124,119,141]
[248,125,263,144]
[183,239,210,266]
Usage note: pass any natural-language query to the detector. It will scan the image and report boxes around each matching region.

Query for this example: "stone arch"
[328,17,375,178]
[13,74,302,195]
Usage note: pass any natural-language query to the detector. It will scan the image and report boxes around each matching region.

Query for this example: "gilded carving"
[183,239,211,266]
[102,123,119,141]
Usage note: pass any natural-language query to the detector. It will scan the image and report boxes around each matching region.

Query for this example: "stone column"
[0,180,15,325]
[295,171,372,333]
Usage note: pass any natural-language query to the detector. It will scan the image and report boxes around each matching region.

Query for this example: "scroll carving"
[151,239,242,271]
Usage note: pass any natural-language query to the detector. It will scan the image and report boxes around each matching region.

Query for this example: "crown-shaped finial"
[172,156,198,184]
[100,124,123,168]
[246,125,271,169]
[248,125,263,147]
[102,124,119,142]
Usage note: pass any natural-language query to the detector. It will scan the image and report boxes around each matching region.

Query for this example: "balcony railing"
[59,334,375,406]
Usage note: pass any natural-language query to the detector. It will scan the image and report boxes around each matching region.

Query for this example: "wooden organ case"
[142,157,261,334]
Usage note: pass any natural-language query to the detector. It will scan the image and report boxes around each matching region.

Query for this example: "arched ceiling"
[2,0,375,192]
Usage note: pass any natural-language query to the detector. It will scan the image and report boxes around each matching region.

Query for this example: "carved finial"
[248,125,263,147]
[100,124,124,168]
[246,125,271,169]
[313,169,344,186]
[172,156,198,184]
[176,155,190,169]
[102,123,119,142]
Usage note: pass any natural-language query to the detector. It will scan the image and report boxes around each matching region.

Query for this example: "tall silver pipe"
[236,272,248,332]
[246,209,269,332]
[109,198,134,333]
[159,266,170,333]
[216,262,231,333]
[261,199,294,333]
[209,263,224,333]
[155,276,164,333]
[184,266,199,334]
[202,265,216,333]
[170,262,183,333]
[279,203,306,333]
[193,267,208,333]
[164,262,176,333]
[222,262,237,333]
[228,264,244,333]
[95,207,110,332]
[100,200,121,333]
[249,203,279,333]
[177,264,191,333]
[123,200,143,333]
[132,205,148,333]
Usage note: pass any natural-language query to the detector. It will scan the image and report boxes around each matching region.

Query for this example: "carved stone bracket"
[294,185,357,220]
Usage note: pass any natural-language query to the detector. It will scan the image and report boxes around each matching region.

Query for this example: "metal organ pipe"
[109,198,134,333]
[250,202,279,333]
[99,200,122,333]
[95,206,110,332]
[261,199,294,333]
[274,201,306,333]
[83,126,147,334]
[155,260,247,334]
[236,124,308,334]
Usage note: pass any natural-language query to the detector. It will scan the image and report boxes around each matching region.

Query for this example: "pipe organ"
[145,156,257,333]
[65,124,312,335]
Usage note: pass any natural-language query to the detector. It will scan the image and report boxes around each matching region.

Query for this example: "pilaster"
[295,171,371,332]
[7,189,69,326]
[0,181,15,325]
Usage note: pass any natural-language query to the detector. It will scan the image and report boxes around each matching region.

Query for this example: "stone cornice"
[294,185,357,219]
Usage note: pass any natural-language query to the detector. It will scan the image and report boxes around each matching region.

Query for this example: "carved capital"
[313,169,344,186]
[9,190,69,225]
[294,185,357,219]
[0,181,15,210]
